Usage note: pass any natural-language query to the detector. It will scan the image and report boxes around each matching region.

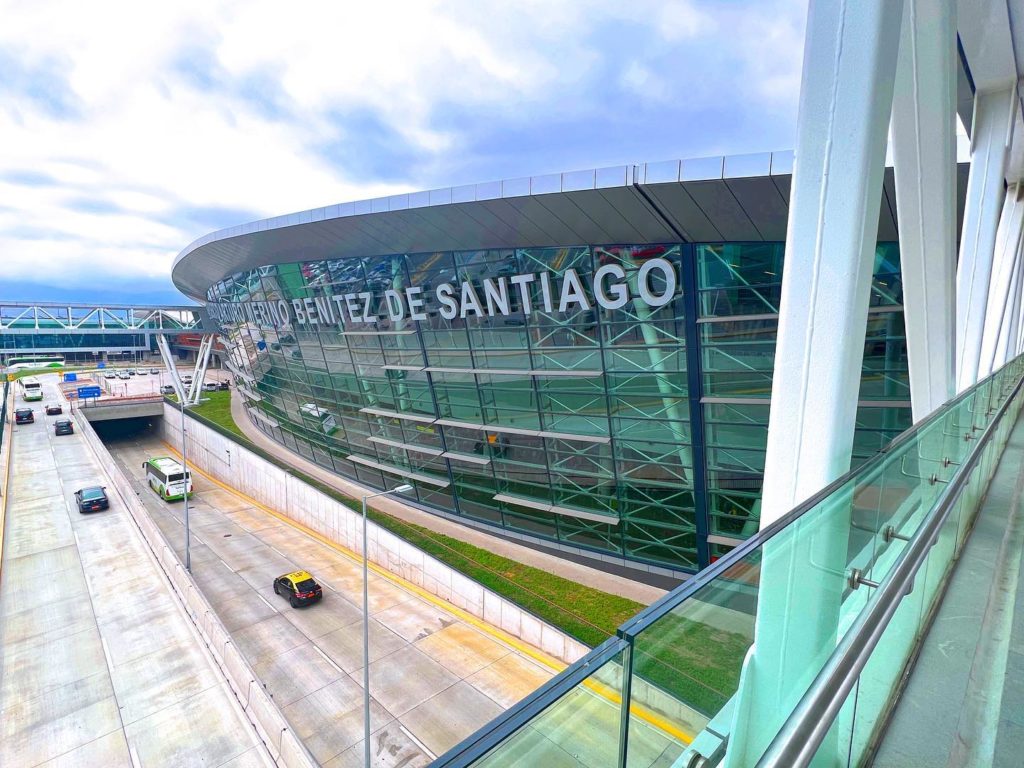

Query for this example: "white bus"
[4,355,64,374]
[20,376,43,402]
[143,456,193,501]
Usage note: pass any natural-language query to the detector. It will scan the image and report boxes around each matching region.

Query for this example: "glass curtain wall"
[208,241,908,574]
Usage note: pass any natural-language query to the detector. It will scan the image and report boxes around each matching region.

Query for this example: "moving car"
[45,403,63,415]
[159,385,175,395]
[74,486,109,513]
[54,419,74,436]
[14,408,34,425]
[273,570,323,608]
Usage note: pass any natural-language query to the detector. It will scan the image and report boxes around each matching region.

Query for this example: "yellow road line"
[161,440,695,746]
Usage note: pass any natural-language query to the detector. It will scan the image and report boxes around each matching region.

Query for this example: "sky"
[0,0,807,305]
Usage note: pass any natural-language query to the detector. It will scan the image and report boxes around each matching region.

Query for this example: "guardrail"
[432,353,1024,767]
[74,410,317,767]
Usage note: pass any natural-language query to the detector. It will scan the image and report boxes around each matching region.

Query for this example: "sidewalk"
[227,391,667,605]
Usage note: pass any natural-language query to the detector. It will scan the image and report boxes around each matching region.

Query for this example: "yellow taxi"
[272,570,323,608]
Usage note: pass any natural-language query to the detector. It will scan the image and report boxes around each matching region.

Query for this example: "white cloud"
[0,0,806,300]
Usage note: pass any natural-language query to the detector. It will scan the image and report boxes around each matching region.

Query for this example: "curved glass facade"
[205,241,910,575]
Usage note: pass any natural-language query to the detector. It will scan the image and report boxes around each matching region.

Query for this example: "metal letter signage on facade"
[204,258,680,329]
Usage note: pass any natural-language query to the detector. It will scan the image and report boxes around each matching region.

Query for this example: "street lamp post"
[179,395,207,573]
[181,401,191,571]
[361,483,412,766]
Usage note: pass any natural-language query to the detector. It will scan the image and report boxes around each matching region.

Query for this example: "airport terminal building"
[173,152,968,580]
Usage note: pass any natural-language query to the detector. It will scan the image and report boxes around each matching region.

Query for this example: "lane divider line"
[399,724,438,760]
[160,441,695,746]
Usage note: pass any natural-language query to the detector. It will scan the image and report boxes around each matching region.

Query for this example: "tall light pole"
[181,399,191,571]
[179,395,207,573]
[362,483,412,766]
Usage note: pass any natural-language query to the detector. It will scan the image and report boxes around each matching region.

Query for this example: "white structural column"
[891,0,958,422]
[1015,248,1024,356]
[726,1,905,765]
[996,238,1024,367]
[979,184,1024,376]
[956,87,1015,390]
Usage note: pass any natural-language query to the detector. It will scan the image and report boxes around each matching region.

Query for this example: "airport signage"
[206,258,678,330]
[77,386,102,399]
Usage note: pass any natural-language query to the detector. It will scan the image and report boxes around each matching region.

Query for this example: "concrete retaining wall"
[160,403,591,665]
[76,412,316,768]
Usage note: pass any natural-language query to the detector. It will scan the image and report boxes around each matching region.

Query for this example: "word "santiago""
[208,258,677,328]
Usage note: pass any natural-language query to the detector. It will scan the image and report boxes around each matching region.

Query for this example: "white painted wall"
[160,403,592,665]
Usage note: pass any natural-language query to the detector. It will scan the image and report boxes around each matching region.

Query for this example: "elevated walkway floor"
[875,413,1024,767]
[0,377,269,767]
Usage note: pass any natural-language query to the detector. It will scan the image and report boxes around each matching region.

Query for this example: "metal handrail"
[756,365,1024,767]
[430,357,1022,768]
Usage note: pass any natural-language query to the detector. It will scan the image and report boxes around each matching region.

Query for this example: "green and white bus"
[143,456,193,501]
[20,376,43,401]
[4,355,64,374]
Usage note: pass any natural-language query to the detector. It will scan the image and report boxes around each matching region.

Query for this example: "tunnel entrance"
[91,415,163,445]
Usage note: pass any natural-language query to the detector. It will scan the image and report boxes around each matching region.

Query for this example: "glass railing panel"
[756,356,1024,767]
[436,355,1024,768]
[846,545,929,762]
[469,645,628,767]
[624,550,759,767]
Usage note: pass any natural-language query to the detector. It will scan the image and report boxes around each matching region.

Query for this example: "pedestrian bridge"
[433,355,1024,767]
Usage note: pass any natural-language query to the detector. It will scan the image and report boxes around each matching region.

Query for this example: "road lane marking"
[399,724,437,760]
[256,594,278,612]
[312,644,343,675]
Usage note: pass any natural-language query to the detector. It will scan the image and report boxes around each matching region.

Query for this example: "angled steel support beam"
[979,183,1024,376]
[728,1,905,765]
[892,0,958,422]
[156,334,188,402]
[956,86,1016,390]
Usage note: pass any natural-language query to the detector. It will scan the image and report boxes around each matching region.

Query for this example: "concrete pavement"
[0,376,271,767]
[108,435,574,766]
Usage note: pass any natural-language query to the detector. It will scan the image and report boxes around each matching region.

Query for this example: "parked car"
[117,372,130,380]
[14,408,34,425]
[202,382,219,392]
[149,368,160,375]
[273,570,323,608]
[182,375,193,384]
[74,486,109,513]
[126,369,136,376]
[54,419,74,436]
[217,381,230,391]
[159,385,175,395]
[136,368,148,375]
[104,372,116,380]
[45,403,63,415]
